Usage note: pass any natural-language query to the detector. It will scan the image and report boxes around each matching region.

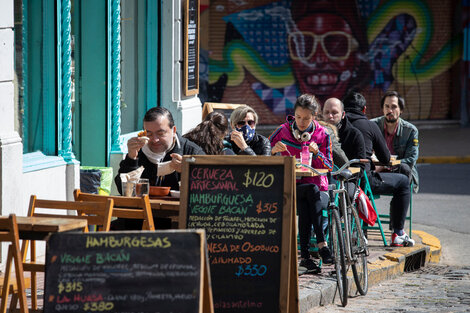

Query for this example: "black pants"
[297,183,329,259]
[370,172,410,230]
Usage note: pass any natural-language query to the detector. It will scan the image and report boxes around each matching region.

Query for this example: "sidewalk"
[298,228,442,311]
[414,121,470,164]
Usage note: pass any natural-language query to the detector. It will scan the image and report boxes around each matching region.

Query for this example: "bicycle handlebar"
[296,158,368,176]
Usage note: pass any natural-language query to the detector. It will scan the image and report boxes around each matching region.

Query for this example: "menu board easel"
[201,102,246,122]
[44,230,214,313]
[179,155,299,313]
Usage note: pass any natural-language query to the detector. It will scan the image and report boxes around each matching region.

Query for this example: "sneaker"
[299,258,321,274]
[391,232,415,247]
[319,246,334,264]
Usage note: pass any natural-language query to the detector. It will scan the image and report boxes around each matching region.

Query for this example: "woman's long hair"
[183,112,229,155]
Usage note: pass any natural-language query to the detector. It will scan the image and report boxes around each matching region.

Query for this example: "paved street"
[315,264,470,312]
[316,162,470,311]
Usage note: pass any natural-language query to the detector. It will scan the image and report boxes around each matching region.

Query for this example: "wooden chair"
[20,196,114,311]
[0,214,29,313]
[73,189,155,231]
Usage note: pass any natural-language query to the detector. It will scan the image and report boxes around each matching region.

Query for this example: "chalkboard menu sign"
[183,0,199,96]
[201,102,246,125]
[179,156,298,313]
[44,230,213,313]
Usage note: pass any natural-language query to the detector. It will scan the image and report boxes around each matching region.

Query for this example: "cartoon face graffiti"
[288,13,359,100]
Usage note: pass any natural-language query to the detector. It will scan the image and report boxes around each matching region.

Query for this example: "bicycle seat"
[334,169,352,181]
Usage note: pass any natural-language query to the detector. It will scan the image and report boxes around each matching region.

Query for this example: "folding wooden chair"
[0,214,29,313]
[73,189,155,231]
[19,196,114,311]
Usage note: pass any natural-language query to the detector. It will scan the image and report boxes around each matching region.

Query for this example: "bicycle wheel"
[350,206,369,295]
[330,208,348,306]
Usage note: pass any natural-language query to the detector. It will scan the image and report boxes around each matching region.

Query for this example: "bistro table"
[372,157,401,167]
[15,216,87,240]
[295,166,361,177]
[4,216,87,313]
[149,197,180,228]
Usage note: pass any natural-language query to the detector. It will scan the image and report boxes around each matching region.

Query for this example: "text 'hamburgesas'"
[85,236,171,248]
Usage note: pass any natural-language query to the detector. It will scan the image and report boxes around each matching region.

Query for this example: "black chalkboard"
[44,230,212,313]
[184,0,199,95]
[179,156,298,313]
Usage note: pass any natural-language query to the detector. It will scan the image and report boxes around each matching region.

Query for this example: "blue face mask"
[236,124,256,142]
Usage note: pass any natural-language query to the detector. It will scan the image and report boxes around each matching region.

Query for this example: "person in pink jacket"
[270,94,333,274]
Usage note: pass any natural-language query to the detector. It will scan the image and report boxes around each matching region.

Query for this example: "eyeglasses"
[236,120,256,127]
[288,31,358,62]
[145,129,170,139]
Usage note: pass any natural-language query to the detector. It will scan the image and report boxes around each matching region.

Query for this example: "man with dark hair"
[114,107,205,228]
[116,107,205,192]
[343,91,414,247]
[371,91,419,192]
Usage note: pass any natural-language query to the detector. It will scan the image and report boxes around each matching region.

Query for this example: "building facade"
[0,0,202,264]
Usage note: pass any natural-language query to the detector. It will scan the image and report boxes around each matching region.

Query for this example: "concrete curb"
[412,230,442,263]
[298,230,442,311]
[417,155,470,164]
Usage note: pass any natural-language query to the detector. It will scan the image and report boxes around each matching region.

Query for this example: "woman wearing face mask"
[269,93,333,274]
[227,105,271,156]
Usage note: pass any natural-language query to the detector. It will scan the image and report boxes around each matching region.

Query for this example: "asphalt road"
[316,163,470,311]
[375,163,470,266]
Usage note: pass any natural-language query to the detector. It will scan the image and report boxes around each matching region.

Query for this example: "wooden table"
[5,216,88,313]
[149,198,180,227]
[373,158,401,166]
[295,166,361,177]
[15,216,87,240]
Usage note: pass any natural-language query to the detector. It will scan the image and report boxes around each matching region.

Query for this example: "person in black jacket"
[226,105,272,156]
[323,97,366,164]
[343,91,414,247]
[114,107,205,229]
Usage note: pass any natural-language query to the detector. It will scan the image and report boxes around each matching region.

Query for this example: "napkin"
[120,166,145,196]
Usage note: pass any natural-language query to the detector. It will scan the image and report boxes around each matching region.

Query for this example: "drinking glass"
[136,178,149,197]
[122,181,136,197]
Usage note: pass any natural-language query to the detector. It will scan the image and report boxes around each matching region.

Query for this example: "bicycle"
[297,159,369,307]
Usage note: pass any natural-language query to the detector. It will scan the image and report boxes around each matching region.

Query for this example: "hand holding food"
[128,130,149,159]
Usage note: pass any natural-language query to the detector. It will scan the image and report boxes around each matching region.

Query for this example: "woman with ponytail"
[183,112,235,155]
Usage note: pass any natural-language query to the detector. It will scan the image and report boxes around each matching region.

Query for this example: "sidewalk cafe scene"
[1,0,469,312]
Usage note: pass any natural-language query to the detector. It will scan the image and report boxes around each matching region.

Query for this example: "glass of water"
[136,178,149,197]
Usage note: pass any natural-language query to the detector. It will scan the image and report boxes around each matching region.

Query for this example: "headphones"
[291,121,313,142]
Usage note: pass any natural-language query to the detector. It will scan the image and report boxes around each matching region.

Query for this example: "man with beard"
[343,91,414,247]
[371,91,419,192]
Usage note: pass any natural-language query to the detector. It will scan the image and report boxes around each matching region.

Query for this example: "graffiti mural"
[201,0,462,124]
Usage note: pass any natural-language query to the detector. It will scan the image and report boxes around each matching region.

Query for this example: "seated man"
[371,91,419,192]
[323,97,367,200]
[323,97,366,164]
[114,107,205,229]
[343,91,414,247]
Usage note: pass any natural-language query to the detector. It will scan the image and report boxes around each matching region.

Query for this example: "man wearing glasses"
[227,105,272,155]
[115,107,205,194]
